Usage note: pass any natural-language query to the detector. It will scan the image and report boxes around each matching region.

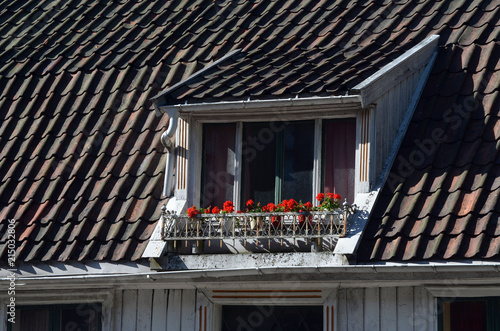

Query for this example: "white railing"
[161,207,354,242]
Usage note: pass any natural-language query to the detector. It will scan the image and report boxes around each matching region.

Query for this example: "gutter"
[4,261,500,283]
[154,104,179,197]
[155,95,362,116]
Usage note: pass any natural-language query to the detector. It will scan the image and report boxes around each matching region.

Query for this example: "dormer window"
[201,119,356,209]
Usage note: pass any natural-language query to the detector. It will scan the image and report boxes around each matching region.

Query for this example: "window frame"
[195,116,357,211]
[438,297,500,331]
[8,303,102,331]
[195,287,337,331]
[1,290,112,331]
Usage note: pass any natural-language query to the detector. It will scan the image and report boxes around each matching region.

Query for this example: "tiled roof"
[0,0,498,263]
[357,32,500,260]
[156,0,500,104]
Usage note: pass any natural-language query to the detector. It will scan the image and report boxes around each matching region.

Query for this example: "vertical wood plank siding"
[373,67,424,179]
[337,286,437,331]
[114,289,197,331]
[110,286,435,331]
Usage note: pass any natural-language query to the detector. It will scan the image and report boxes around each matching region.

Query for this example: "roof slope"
[358,29,500,260]
[0,0,498,263]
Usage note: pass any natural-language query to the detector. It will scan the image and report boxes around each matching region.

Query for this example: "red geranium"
[286,199,298,211]
[333,194,341,200]
[223,201,234,213]
[212,206,220,214]
[316,193,325,201]
[263,203,276,212]
[327,192,334,199]
[303,201,313,210]
[246,199,254,208]
[187,206,200,218]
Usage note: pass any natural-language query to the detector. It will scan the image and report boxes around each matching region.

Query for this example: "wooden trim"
[326,305,329,331]
[198,305,208,331]
[204,306,207,331]
[331,305,334,331]
[359,108,370,183]
[213,289,321,293]
[234,122,243,210]
[212,295,322,299]
[352,35,439,107]
[313,118,322,204]
[176,118,189,192]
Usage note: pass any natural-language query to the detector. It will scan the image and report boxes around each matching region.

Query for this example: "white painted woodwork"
[137,289,153,331]
[346,288,364,331]
[336,286,437,331]
[113,290,123,331]
[0,285,441,331]
[121,290,138,331]
[380,287,397,331]
[323,289,337,331]
[166,289,183,330]
[352,35,439,108]
[181,290,196,331]
[397,286,414,330]
[364,287,380,331]
[151,289,168,331]
[337,288,348,330]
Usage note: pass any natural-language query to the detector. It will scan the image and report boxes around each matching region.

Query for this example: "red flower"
[286,199,298,211]
[187,206,200,218]
[333,194,341,200]
[327,192,334,199]
[223,201,234,213]
[246,199,254,208]
[303,201,313,210]
[316,193,325,201]
[212,206,220,214]
[236,210,243,213]
[263,203,276,212]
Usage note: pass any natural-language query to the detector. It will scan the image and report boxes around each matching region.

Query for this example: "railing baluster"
[162,208,353,246]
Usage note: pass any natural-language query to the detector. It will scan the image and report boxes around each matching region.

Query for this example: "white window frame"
[185,109,367,211]
[196,287,337,331]
[0,290,113,331]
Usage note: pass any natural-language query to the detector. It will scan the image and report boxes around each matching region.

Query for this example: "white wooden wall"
[337,286,437,331]
[112,289,196,331]
[373,66,424,180]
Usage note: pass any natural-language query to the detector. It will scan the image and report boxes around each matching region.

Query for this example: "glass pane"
[202,123,236,208]
[61,305,101,331]
[13,308,50,331]
[282,121,314,202]
[221,305,323,331]
[323,119,356,203]
[447,300,487,331]
[242,122,277,205]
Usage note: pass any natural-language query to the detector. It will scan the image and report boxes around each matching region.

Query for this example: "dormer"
[143,35,439,266]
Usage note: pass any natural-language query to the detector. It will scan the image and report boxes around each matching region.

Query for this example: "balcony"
[160,203,356,254]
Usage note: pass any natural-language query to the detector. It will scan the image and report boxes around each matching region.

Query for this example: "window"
[438,297,500,331]
[221,305,323,331]
[201,119,356,209]
[9,304,101,331]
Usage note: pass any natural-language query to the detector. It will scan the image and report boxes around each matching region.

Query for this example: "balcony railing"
[160,204,355,245]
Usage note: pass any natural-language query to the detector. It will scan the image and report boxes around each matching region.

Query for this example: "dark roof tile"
[0,0,498,264]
